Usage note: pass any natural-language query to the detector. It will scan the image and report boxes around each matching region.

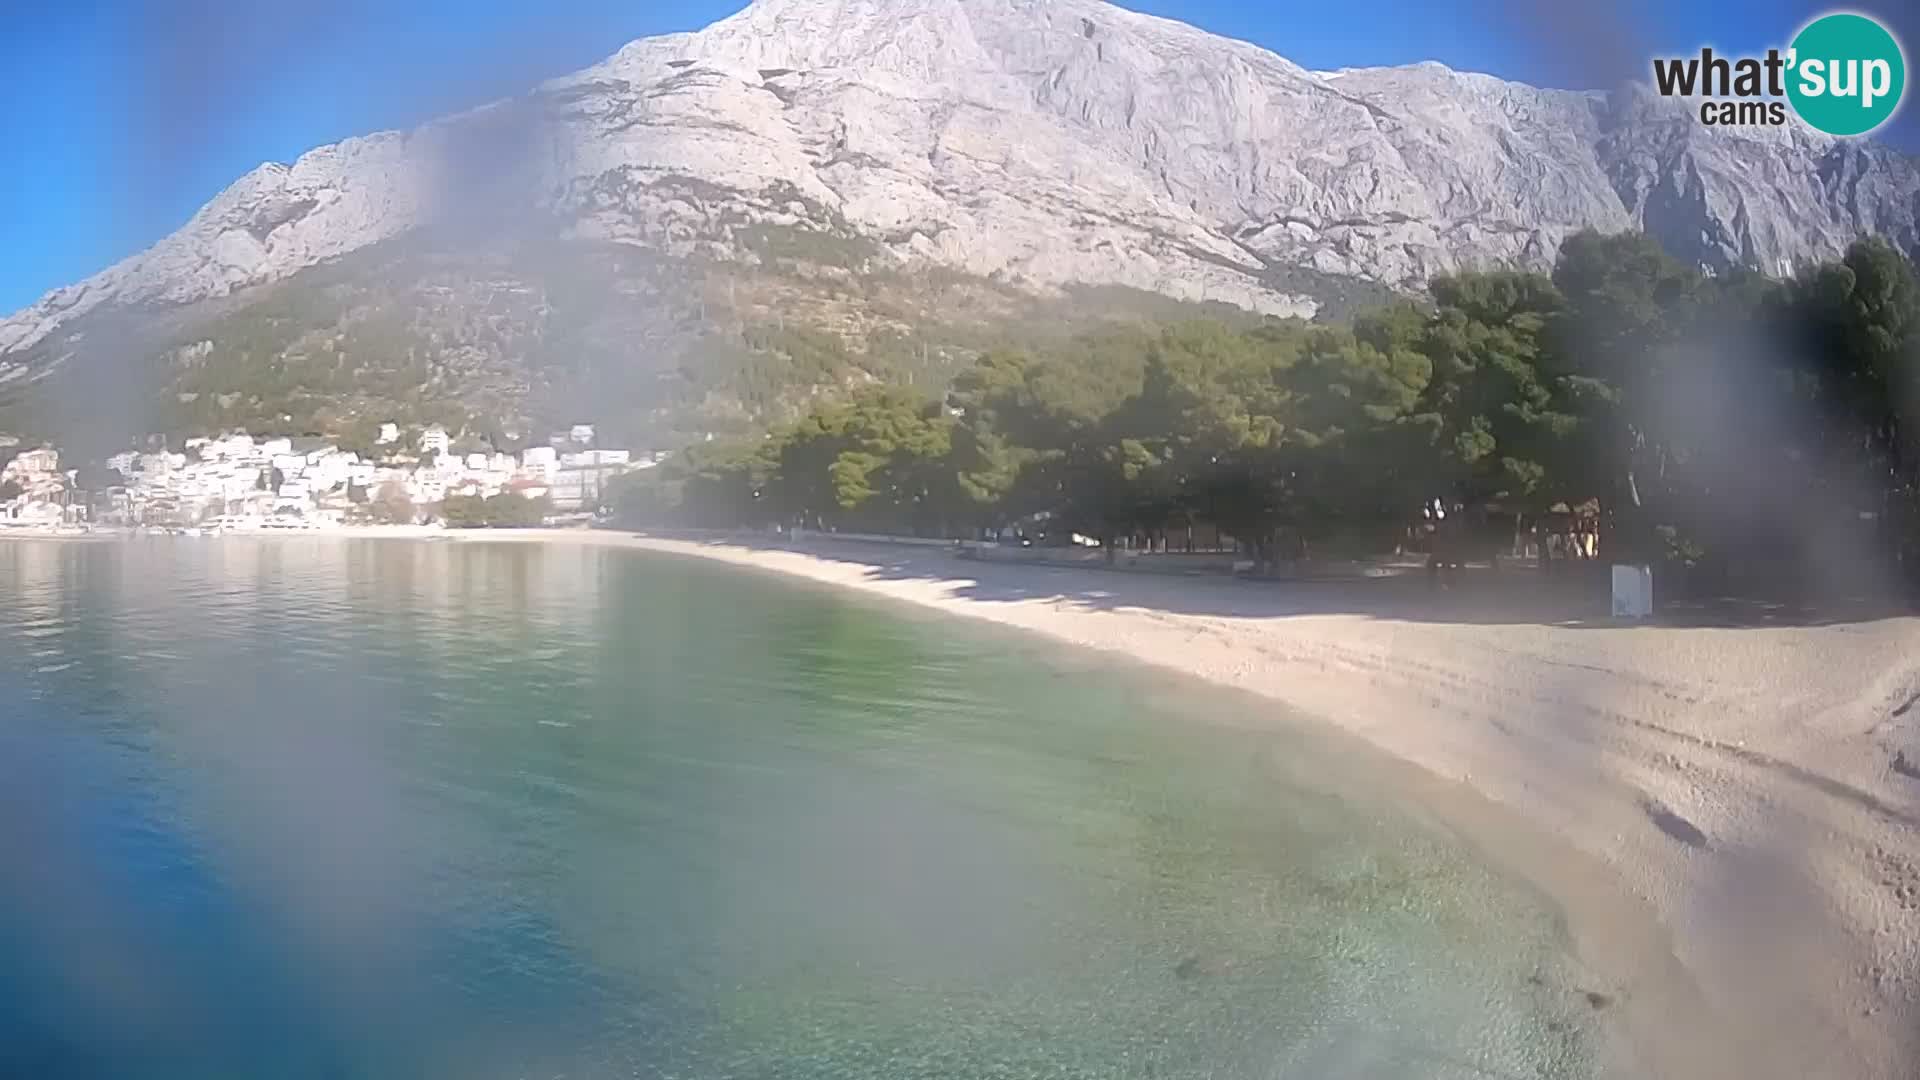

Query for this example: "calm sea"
[0,538,1597,1078]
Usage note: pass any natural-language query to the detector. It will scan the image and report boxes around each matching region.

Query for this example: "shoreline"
[0,524,452,541]
[461,529,1919,1080]
[11,527,1919,1075]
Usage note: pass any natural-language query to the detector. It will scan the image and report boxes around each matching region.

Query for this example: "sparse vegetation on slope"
[0,229,1344,457]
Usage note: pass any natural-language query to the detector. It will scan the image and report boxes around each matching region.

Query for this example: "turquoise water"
[0,539,1598,1078]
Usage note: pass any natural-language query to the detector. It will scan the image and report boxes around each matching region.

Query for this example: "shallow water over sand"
[0,538,1605,1078]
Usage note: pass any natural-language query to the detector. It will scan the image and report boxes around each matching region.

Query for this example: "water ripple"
[0,538,1599,1080]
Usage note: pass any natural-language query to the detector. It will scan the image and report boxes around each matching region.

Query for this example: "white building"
[5,500,67,526]
[376,422,400,446]
[420,425,450,456]
[521,446,557,478]
[0,447,81,524]
[202,433,259,463]
[550,455,634,511]
[409,471,447,505]
[560,449,630,469]
[549,469,599,511]
[134,452,184,482]
[303,449,356,494]
[7,447,59,477]
[569,423,596,446]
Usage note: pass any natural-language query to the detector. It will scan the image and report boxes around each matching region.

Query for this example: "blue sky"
[3,0,1915,316]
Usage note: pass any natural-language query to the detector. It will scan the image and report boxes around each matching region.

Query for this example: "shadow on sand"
[644,532,1914,631]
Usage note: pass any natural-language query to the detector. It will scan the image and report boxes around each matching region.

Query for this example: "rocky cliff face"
[4,0,1918,366]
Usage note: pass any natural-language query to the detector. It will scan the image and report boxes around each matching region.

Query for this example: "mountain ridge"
[4,0,1918,372]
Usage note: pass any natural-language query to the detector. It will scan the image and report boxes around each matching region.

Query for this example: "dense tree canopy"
[439,493,551,528]
[612,231,1920,599]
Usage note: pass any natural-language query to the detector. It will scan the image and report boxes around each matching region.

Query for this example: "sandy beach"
[438,528,1920,1080]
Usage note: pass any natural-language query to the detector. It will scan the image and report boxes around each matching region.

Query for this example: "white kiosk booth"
[1611,564,1654,619]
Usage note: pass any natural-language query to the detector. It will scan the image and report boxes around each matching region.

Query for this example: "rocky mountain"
[3,0,1918,440]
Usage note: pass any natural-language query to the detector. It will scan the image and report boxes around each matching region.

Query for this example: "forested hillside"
[611,231,1920,600]
[0,225,1322,458]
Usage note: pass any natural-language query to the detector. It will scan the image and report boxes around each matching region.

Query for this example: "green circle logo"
[1787,13,1907,136]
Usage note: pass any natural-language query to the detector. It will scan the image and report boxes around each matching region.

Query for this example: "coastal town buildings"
[0,446,83,526]
[0,422,662,531]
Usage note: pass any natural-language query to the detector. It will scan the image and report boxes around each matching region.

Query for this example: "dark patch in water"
[1583,990,1613,1010]
[1894,751,1920,781]
[1643,800,1708,848]
[1174,954,1231,981]
[0,542,1606,1077]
